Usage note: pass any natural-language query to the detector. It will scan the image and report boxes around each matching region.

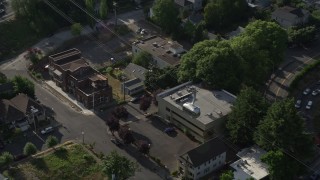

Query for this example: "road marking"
[275,53,320,97]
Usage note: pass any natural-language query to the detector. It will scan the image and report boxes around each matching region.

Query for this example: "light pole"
[113,2,117,27]
[82,131,85,144]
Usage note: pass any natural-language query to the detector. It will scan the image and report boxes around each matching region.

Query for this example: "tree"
[112,106,129,119]
[151,0,180,33]
[144,67,179,92]
[193,21,208,43]
[99,0,108,19]
[106,116,120,135]
[179,40,242,92]
[204,0,248,29]
[0,72,7,84]
[288,26,316,45]
[118,125,135,144]
[220,170,234,180]
[12,75,35,98]
[46,135,59,148]
[139,96,151,111]
[135,140,151,155]
[0,152,14,168]
[71,23,82,36]
[23,142,37,156]
[132,51,153,68]
[105,67,113,74]
[85,0,95,27]
[254,99,314,159]
[226,87,268,146]
[239,20,287,65]
[102,150,139,180]
[261,150,305,180]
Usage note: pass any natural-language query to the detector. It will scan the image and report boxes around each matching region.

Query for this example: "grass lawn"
[105,74,131,101]
[0,18,43,61]
[7,144,104,180]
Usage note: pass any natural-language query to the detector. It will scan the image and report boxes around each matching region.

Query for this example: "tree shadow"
[30,158,49,172]
[131,131,152,144]
[53,147,69,160]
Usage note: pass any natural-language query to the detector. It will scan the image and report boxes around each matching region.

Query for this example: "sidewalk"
[45,80,94,115]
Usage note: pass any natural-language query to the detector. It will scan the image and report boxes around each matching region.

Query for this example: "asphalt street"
[265,40,320,101]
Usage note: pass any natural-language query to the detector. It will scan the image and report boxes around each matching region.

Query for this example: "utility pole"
[82,131,85,144]
[113,2,117,27]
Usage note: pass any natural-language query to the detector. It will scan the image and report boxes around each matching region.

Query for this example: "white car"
[312,89,319,96]
[303,88,311,95]
[41,126,53,134]
[295,100,302,108]
[306,101,313,110]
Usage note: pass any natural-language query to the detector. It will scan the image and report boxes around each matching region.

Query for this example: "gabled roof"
[123,63,147,81]
[0,99,25,124]
[181,137,229,167]
[272,6,309,21]
[10,94,43,115]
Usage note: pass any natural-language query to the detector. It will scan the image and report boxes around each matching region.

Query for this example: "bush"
[171,170,179,177]
[289,59,320,91]
[71,23,82,36]
[0,152,14,168]
[23,142,37,156]
[83,154,95,163]
[46,135,59,148]
[115,25,131,35]
[105,67,113,74]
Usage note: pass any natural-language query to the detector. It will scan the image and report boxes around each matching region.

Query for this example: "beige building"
[156,82,236,142]
[132,36,185,69]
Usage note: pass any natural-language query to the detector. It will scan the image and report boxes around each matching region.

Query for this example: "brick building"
[48,49,112,109]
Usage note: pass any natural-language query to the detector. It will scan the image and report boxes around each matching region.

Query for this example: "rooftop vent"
[183,102,200,115]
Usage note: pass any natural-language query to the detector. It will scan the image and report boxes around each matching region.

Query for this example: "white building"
[132,36,186,69]
[230,145,269,180]
[156,82,236,142]
[178,137,234,180]
[271,6,310,28]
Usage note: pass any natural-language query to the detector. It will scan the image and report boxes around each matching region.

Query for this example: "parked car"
[111,138,122,147]
[164,127,175,134]
[303,88,311,95]
[130,96,141,103]
[41,126,53,134]
[312,89,319,96]
[295,100,302,108]
[306,101,313,109]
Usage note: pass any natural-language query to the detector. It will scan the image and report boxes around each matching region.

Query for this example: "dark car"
[111,138,123,147]
[164,127,175,133]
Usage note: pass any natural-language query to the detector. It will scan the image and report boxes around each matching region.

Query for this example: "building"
[230,145,269,180]
[121,63,147,95]
[156,82,236,142]
[48,49,112,109]
[178,137,236,180]
[132,36,186,69]
[271,6,310,28]
[0,94,46,131]
[174,0,203,11]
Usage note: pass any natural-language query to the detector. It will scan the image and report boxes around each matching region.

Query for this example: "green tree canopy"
[99,0,108,19]
[204,0,248,29]
[0,152,14,168]
[144,67,179,92]
[220,170,234,180]
[12,75,35,98]
[261,150,305,180]
[226,87,269,146]
[179,40,242,92]
[133,51,153,68]
[240,20,287,65]
[23,142,37,156]
[71,23,82,36]
[0,72,7,84]
[102,150,139,180]
[151,0,180,33]
[254,99,314,159]
[46,135,59,148]
[288,26,316,45]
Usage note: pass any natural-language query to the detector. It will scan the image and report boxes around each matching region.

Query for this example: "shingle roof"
[10,94,43,115]
[0,99,25,124]
[272,6,308,21]
[181,137,229,167]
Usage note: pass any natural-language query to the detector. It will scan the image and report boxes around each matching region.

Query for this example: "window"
[99,96,104,103]
[166,107,171,112]
[197,172,200,175]
[189,172,193,177]
[204,167,210,174]
[208,159,211,164]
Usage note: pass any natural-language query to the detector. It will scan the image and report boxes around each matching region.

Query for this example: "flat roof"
[158,82,236,125]
[230,145,269,180]
[134,36,185,66]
